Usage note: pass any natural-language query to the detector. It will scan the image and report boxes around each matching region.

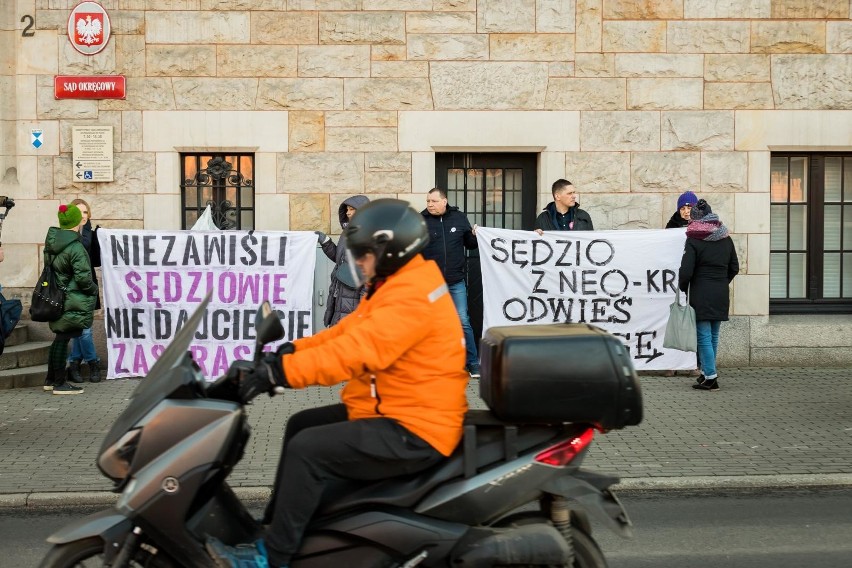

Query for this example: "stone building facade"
[1,0,851,366]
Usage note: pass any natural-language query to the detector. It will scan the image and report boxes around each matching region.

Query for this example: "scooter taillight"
[534,428,595,467]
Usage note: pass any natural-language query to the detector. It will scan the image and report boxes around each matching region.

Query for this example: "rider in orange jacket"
[208,199,469,568]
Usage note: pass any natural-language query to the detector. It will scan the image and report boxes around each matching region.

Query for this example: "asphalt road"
[3,488,851,567]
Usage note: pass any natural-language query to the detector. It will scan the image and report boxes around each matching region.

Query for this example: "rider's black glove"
[315,231,330,244]
[275,342,296,357]
[238,353,290,403]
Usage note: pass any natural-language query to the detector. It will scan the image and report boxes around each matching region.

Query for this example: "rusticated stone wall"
[2,0,852,363]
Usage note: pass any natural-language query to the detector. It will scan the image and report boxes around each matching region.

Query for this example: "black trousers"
[263,404,442,566]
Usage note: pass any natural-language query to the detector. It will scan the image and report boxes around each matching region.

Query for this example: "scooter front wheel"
[38,536,175,568]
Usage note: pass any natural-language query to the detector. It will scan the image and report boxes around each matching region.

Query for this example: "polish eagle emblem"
[75,14,103,46]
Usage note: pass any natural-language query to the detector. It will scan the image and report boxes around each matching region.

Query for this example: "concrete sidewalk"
[1,367,851,509]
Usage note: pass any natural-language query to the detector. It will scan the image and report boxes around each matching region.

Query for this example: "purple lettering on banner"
[146,271,162,307]
[212,346,229,376]
[189,346,209,375]
[152,345,165,359]
[164,272,182,302]
[187,272,203,302]
[113,342,130,373]
[133,344,150,375]
[273,273,288,304]
[238,273,260,304]
[125,271,142,303]
[220,272,237,303]
[234,345,251,361]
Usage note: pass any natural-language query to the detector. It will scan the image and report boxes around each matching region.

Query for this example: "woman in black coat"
[678,200,739,391]
[315,195,370,327]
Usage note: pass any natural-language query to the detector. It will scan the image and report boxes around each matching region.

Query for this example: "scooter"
[40,296,642,568]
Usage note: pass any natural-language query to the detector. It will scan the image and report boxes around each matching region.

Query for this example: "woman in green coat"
[42,204,98,395]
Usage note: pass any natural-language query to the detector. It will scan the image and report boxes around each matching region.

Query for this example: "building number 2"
[21,15,35,37]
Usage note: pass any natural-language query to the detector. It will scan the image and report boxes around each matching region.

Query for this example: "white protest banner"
[97,229,316,379]
[476,227,695,370]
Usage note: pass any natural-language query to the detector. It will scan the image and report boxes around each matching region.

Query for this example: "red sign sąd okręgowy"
[67,1,112,56]
[55,75,126,100]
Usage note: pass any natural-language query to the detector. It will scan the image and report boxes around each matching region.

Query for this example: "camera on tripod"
[0,195,15,247]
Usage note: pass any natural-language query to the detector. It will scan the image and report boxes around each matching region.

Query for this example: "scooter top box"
[479,324,643,430]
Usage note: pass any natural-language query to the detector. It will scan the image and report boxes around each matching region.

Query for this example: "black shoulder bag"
[30,255,67,322]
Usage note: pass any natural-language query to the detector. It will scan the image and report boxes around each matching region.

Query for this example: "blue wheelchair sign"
[84,171,93,180]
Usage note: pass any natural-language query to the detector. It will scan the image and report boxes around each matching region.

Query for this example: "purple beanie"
[677,191,698,210]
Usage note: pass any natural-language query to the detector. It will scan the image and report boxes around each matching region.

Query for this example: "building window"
[770,153,852,313]
[180,153,254,230]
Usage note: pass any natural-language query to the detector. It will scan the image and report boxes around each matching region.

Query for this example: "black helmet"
[344,199,429,278]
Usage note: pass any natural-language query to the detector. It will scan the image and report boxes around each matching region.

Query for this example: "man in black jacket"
[534,179,594,235]
[421,188,480,378]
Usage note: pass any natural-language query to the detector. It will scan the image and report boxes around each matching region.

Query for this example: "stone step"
[0,340,51,371]
[0,363,48,390]
[5,324,29,348]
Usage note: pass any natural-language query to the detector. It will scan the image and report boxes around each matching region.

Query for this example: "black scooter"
[40,296,642,568]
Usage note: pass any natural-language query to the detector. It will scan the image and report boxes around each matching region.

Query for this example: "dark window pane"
[770,204,787,249]
[824,205,841,250]
[789,252,807,298]
[770,156,788,202]
[789,157,807,202]
[845,207,852,250]
[825,157,842,202]
[770,253,787,298]
[823,253,840,298]
[844,253,852,297]
[845,158,852,203]
[789,205,807,250]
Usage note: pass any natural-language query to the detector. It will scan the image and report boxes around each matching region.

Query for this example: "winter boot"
[43,369,55,392]
[68,360,84,383]
[88,360,102,383]
[52,369,84,395]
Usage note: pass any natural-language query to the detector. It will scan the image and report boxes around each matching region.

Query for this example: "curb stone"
[2,475,850,511]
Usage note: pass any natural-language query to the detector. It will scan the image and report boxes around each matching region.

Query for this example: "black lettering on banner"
[581,269,597,295]
[531,239,553,266]
[491,238,509,263]
[635,331,664,363]
[511,240,528,268]
[205,235,226,265]
[154,309,171,339]
[531,269,548,294]
[143,235,157,266]
[662,269,677,293]
[183,237,201,265]
[278,236,288,265]
[162,236,177,266]
[555,240,573,266]
[586,239,615,267]
[105,308,146,339]
[241,232,258,265]
[600,269,629,298]
[559,270,577,294]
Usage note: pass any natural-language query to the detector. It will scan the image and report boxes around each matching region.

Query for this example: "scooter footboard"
[541,470,633,538]
[47,508,132,545]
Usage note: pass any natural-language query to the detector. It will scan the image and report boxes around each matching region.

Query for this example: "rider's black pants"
[264,404,442,566]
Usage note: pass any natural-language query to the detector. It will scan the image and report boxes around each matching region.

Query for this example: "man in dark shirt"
[420,188,480,378]
[534,179,594,235]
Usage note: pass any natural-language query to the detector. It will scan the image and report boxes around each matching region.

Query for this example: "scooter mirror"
[254,302,285,362]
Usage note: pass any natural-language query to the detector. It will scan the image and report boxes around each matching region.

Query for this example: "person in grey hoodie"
[316,195,370,327]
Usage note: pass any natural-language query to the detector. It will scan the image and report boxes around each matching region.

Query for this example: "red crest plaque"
[67,2,111,56]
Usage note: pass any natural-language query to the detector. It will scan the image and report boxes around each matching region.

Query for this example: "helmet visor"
[344,247,367,288]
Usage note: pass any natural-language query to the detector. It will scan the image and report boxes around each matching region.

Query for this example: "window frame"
[770,151,852,314]
[179,152,255,231]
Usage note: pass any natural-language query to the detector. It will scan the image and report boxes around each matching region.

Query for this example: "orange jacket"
[283,255,469,456]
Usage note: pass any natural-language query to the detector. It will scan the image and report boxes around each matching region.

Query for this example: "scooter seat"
[314,415,562,520]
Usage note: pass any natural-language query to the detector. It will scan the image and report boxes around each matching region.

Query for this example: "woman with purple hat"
[666,190,698,229]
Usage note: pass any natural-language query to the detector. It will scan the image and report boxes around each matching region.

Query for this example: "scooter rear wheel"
[38,536,174,568]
